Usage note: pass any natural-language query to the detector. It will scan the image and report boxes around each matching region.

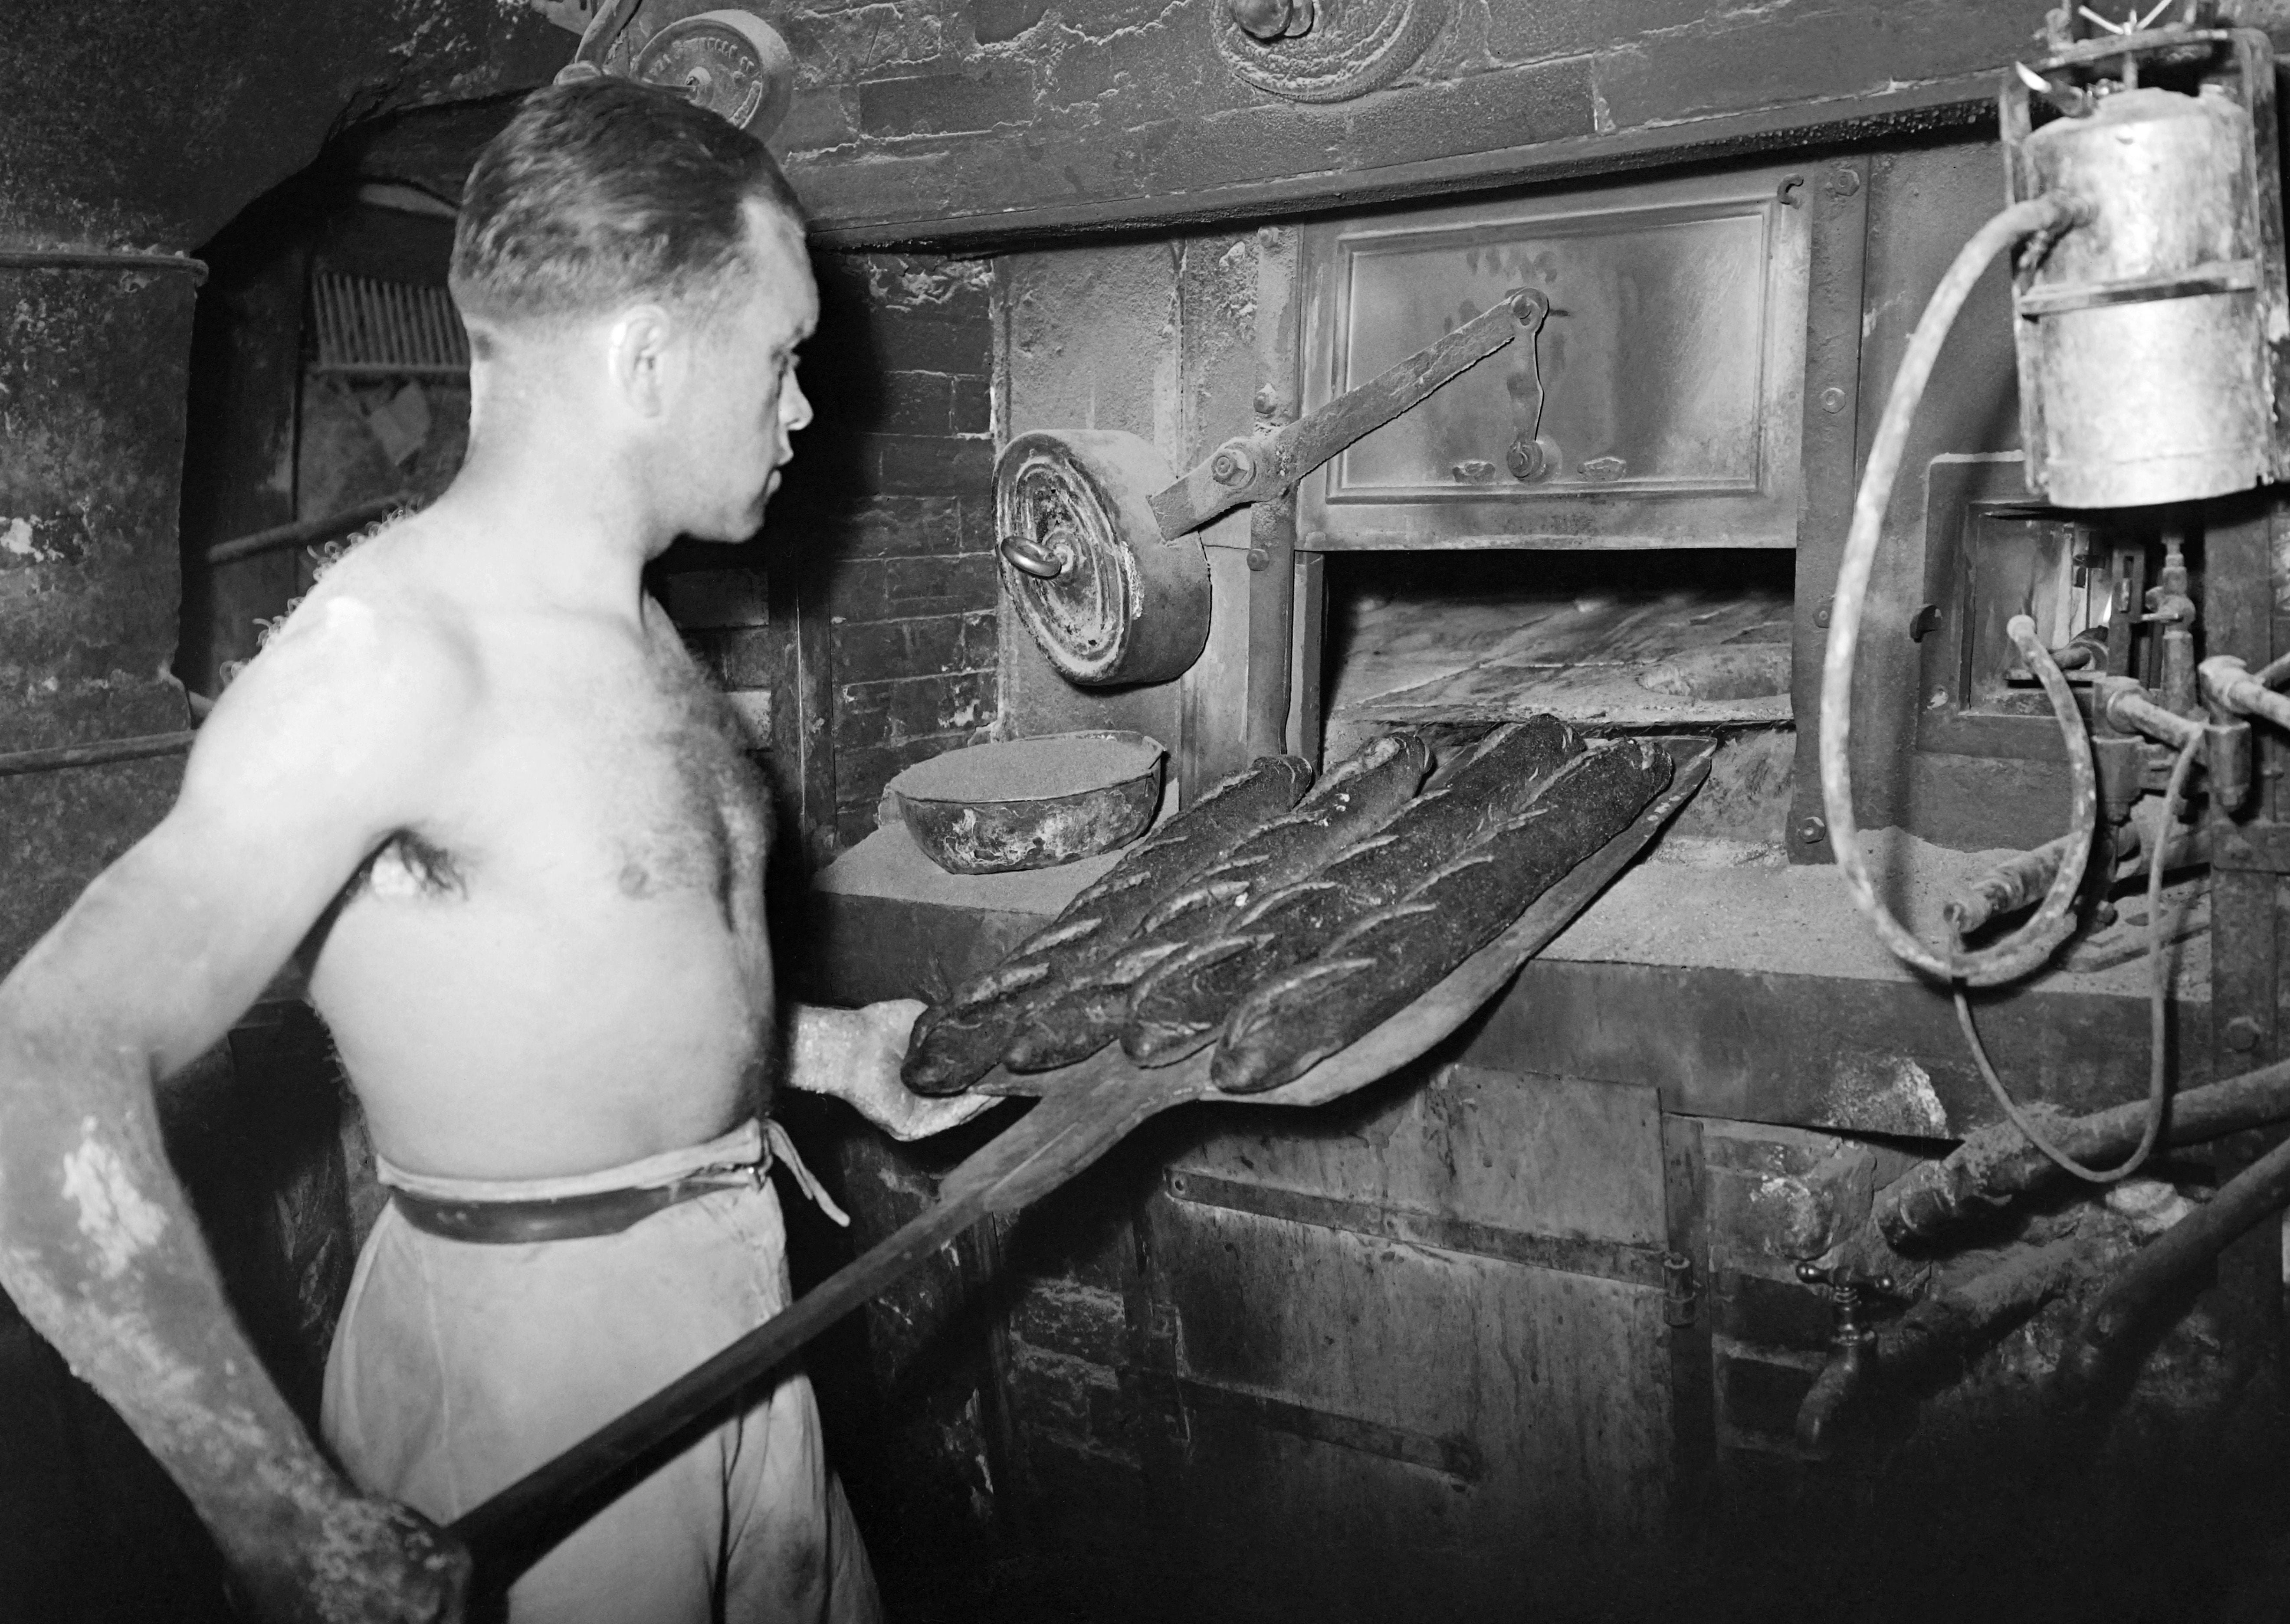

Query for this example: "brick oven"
[787,4,2290,1619]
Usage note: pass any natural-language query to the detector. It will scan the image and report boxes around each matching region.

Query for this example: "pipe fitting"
[2202,655,2290,733]
[2096,675,2204,750]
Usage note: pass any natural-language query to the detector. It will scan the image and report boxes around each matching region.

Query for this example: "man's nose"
[782,374,813,435]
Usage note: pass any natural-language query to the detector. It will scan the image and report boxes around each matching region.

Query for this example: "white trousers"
[322,1122,881,1624]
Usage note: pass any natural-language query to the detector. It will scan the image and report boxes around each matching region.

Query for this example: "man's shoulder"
[191,523,482,797]
[252,519,473,678]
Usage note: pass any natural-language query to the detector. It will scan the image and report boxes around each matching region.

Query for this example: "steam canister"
[2017,85,2272,509]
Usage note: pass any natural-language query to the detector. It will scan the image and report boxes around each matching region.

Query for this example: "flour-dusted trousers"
[321,1121,882,1624]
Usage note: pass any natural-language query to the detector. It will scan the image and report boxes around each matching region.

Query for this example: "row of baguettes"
[902,720,1672,1098]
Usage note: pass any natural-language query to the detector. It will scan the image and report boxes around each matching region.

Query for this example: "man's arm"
[783,1001,999,1140]
[0,585,474,1622]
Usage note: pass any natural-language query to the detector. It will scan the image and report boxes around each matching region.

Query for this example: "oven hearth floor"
[1323,579,1793,758]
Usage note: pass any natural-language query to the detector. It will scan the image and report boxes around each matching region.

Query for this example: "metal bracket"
[1661,1252,1699,1327]
[1147,287,1550,537]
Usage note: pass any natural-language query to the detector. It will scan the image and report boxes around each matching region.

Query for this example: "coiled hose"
[1820,191,2178,1184]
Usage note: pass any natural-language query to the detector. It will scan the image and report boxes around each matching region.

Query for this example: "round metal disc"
[630,10,794,135]
[996,430,1209,689]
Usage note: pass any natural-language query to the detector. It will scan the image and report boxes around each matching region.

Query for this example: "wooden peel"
[450,736,1715,1594]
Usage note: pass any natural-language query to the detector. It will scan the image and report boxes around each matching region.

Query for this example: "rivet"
[1814,596,1834,629]
[1819,385,1849,415]
[1253,384,1282,416]
[1927,688,1951,710]
[1247,547,1271,571]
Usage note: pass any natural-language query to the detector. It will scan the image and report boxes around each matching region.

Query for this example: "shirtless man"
[0,79,984,1621]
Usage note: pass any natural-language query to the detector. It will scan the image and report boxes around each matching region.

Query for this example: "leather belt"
[388,1171,757,1244]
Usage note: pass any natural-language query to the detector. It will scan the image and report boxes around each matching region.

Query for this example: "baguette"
[1001,733,1431,1073]
[1123,717,1581,1065]
[1211,739,1672,1095]
[900,753,1313,1094]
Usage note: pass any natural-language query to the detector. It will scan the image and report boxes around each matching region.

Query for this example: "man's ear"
[606,304,679,419]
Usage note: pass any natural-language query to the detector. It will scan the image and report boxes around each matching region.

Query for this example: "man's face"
[671,203,818,544]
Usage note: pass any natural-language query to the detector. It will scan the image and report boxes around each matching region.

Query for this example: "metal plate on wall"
[1299,163,1811,550]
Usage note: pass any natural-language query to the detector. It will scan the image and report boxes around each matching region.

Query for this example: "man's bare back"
[302,522,774,1181]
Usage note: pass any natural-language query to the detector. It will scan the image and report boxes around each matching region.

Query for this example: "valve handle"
[999,531,1072,580]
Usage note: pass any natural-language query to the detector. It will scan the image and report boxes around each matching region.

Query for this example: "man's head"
[453,79,818,545]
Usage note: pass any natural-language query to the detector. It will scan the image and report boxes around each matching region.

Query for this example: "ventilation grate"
[310,274,469,379]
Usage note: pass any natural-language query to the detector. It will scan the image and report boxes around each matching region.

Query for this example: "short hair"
[451,78,803,329]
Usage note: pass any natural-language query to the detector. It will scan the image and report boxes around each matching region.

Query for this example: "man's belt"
[387,1171,757,1244]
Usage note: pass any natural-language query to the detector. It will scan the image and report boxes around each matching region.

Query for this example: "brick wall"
[662,249,1001,861]
[780,251,1001,853]
[763,0,2060,249]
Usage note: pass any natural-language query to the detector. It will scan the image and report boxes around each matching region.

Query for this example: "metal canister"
[2017,85,2271,509]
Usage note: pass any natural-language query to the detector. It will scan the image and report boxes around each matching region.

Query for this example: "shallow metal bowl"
[891,730,1168,875]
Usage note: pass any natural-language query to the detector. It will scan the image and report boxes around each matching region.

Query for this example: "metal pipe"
[2055,1130,2290,1405]
[2152,530,2198,717]
[1796,1238,2101,1456]
[1243,495,1296,760]
[207,493,411,566]
[0,246,208,285]
[1876,1053,2290,1248]
[1243,224,1300,762]
[2201,654,2290,733]
[0,731,195,779]
[1942,832,2083,936]
[2096,674,2205,750]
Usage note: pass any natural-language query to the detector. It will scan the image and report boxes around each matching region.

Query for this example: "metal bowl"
[892,731,1168,875]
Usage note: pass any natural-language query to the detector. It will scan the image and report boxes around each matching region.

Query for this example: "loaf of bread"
[1001,733,1431,1073]
[900,753,1313,1095]
[1210,738,1672,1095]
[1124,717,1581,1066]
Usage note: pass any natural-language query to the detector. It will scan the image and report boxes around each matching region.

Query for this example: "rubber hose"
[1950,730,2198,1182]
[1819,193,2095,987]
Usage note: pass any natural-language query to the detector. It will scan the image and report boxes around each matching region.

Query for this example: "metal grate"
[310,274,469,379]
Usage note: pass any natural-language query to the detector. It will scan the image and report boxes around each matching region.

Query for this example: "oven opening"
[1321,548,1794,749]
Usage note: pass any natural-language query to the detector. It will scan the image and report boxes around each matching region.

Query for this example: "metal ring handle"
[999,532,1071,580]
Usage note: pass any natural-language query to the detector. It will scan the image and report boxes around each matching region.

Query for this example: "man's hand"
[785,1000,1001,1141]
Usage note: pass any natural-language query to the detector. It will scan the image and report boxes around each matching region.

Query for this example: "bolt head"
[1253,384,1282,416]
[1819,385,1848,415]
[1505,435,1549,482]
[1826,167,1863,198]
[1228,0,1293,40]
[1798,815,1827,845]
[1927,688,1951,710]
[2225,1015,2264,1053]
[1211,450,1242,482]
